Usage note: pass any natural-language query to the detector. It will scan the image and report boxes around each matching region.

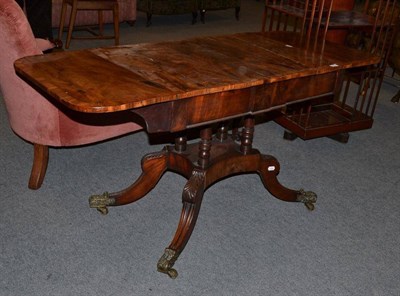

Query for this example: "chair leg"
[58,1,67,40]
[98,10,104,36]
[192,11,198,24]
[235,6,240,21]
[113,5,119,45]
[146,12,152,27]
[65,4,78,49]
[261,6,268,32]
[200,9,205,23]
[28,144,49,190]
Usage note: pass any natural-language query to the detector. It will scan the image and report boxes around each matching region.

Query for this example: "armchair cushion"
[1,0,142,189]
[1,0,142,147]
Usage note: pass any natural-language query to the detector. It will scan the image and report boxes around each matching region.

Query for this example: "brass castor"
[296,189,317,211]
[157,248,179,279]
[97,207,109,215]
[305,202,315,211]
[89,192,115,215]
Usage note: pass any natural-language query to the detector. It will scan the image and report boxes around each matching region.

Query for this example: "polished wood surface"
[15,32,378,116]
[15,32,380,278]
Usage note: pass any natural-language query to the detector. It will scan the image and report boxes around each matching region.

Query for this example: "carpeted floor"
[1,1,400,295]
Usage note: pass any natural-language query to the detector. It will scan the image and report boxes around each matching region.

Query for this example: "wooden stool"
[58,0,120,49]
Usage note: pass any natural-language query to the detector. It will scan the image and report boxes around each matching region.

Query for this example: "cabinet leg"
[146,13,152,27]
[235,6,240,20]
[328,132,349,143]
[192,11,198,24]
[283,130,298,141]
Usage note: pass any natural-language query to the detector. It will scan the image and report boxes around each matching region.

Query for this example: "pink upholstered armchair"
[0,0,142,189]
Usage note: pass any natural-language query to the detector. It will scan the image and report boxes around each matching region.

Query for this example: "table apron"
[132,71,339,133]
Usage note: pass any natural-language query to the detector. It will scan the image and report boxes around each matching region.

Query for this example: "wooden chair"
[261,0,333,53]
[58,0,120,49]
[272,0,400,142]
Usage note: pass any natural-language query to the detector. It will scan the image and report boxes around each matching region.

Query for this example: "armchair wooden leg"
[58,1,67,41]
[113,5,119,45]
[65,5,78,49]
[28,144,49,190]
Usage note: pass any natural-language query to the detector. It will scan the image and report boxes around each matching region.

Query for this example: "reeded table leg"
[157,168,206,278]
[157,128,211,278]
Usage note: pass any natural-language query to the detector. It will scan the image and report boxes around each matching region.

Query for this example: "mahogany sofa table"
[14,32,379,278]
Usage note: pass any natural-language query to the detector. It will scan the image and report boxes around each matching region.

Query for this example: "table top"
[15,32,379,114]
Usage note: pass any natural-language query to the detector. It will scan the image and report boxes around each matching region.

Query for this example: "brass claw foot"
[89,192,115,215]
[296,189,317,211]
[157,248,179,279]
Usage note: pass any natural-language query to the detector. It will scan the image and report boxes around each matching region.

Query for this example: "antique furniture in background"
[199,0,241,23]
[52,0,137,28]
[136,0,241,26]
[261,0,333,52]
[264,0,399,142]
[0,0,142,189]
[137,0,199,26]
[58,0,120,49]
[324,0,356,44]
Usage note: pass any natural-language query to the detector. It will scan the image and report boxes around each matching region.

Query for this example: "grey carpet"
[1,1,400,295]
